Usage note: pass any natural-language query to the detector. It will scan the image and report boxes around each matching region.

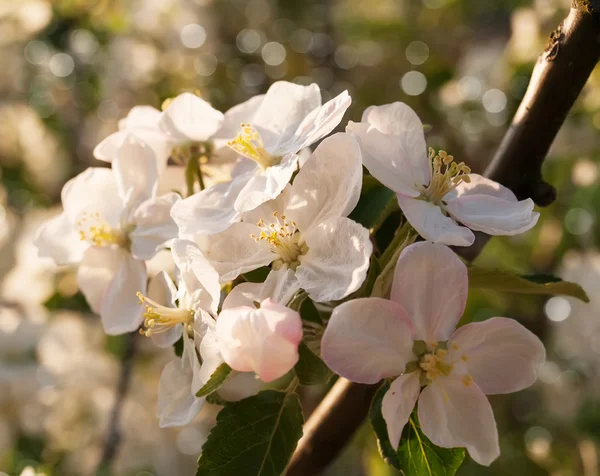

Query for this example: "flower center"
[227,124,280,169]
[421,148,471,205]
[136,292,194,337]
[251,211,308,271]
[76,212,128,248]
[408,340,472,387]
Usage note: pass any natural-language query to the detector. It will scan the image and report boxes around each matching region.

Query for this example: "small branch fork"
[287,5,600,475]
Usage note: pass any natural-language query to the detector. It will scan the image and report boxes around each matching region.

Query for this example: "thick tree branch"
[287,6,600,475]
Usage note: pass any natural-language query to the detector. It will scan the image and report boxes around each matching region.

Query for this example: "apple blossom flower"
[34,135,180,335]
[171,81,351,235]
[347,102,539,246]
[94,92,264,181]
[321,242,546,466]
[216,298,303,383]
[143,241,261,427]
[190,133,372,303]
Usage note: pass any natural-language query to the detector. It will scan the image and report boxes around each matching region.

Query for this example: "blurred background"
[0,0,599,474]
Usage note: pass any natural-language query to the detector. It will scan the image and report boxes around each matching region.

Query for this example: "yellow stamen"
[76,211,127,248]
[462,374,473,387]
[251,211,308,270]
[227,124,280,169]
[136,292,194,337]
[422,148,471,205]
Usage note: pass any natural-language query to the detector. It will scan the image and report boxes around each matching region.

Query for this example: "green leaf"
[370,382,401,469]
[370,382,466,475]
[197,390,304,476]
[349,182,395,229]
[196,363,233,397]
[243,267,271,283]
[468,267,589,303]
[294,342,331,386]
[299,296,323,325]
[173,336,184,357]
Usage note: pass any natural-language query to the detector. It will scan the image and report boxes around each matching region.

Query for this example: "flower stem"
[379,221,413,267]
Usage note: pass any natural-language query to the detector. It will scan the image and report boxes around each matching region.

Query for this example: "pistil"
[227,124,280,169]
[136,292,194,337]
[422,148,471,205]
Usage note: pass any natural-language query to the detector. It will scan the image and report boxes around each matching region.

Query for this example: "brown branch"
[287,6,600,475]
[97,332,137,474]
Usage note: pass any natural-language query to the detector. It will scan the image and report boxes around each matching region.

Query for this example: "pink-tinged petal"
[171,239,221,315]
[321,298,414,384]
[112,134,159,209]
[446,174,517,201]
[445,194,539,236]
[280,90,351,153]
[130,192,180,260]
[297,217,372,302]
[147,272,182,348]
[216,299,303,383]
[233,153,299,213]
[346,102,430,197]
[397,195,474,247]
[382,373,421,448]
[215,94,265,141]
[170,176,246,237]
[77,247,126,314]
[101,253,147,335]
[219,372,264,401]
[448,317,546,395]
[287,133,363,231]
[252,81,321,149]
[159,92,224,143]
[418,377,500,466]
[201,222,274,282]
[61,168,122,228]
[34,211,87,265]
[391,242,467,343]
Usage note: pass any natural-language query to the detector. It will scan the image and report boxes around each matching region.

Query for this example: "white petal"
[201,223,274,282]
[260,267,300,304]
[382,373,421,448]
[346,102,430,197]
[94,129,172,175]
[216,299,303,383]
[448,317,546,395]
[321,297,414,384]
[418,377,500,466]
[159,92,224,143]
[171,239,221,315]
[233,154,298,213]
[252,81,321,150]
[391,242,467,343]
[222,282,263,310]
[287,133,363,231]
[170,176,246,236]
[130,192,180,260]
[147,272,182,348]
[77,247,126,314]
[297,217,372,302]
[157,335,205,428]
[397,195,474,247]
[101,253,148,335]
[61,167,122,227]
[34,211,87,265]
[112,134,159,209]
[446,174,517,201]
[120,105,162,130]
[215,94,265,140]
[278,90,351,153]
[445,194,539,236]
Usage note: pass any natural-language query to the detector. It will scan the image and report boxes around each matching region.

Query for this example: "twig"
[97,332,137,474]
[286,5,600,474]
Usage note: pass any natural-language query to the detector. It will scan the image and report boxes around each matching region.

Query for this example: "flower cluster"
[35,82,544,467]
